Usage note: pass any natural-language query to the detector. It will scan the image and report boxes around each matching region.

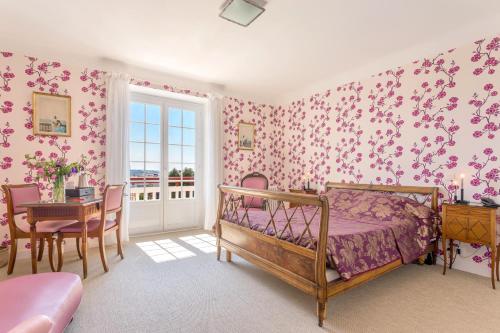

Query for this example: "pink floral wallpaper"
[0,51,210,251]
[0,52,107,248]
[222,35,499,276]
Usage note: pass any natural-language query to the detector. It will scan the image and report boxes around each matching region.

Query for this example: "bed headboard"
[325,182,439,213]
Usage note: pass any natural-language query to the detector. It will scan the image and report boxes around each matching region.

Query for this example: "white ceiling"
[1,0,499,103]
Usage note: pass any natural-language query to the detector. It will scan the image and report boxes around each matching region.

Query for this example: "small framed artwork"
[32,92,71,137]
[238,122,255,151]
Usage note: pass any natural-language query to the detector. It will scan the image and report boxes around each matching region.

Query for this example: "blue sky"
[130,103,195,174]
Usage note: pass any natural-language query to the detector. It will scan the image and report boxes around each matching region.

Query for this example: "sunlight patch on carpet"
[136,239,196,263]
[179,234,217,253]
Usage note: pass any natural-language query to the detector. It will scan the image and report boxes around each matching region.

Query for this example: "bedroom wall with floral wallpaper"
[0,52,107,249]
[0,51,211,252]
[222,35,499,276]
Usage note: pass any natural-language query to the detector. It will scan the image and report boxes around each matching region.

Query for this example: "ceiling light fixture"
[219,0,265,27]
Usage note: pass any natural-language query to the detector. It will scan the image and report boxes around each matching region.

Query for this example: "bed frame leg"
[317,300,326,327]
[226,250,232,262]
[216,245,221,261]
[432,242,438,265]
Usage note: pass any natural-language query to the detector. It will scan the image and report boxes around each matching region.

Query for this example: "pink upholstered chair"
[1,184,76,274]
[56,184,125,273]
[240,172,269,210]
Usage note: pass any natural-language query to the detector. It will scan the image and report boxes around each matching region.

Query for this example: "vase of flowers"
[25,154,83,202]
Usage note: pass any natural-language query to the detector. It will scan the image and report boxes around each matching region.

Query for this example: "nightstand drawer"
[444,205,494,244]
[444,214,469,242]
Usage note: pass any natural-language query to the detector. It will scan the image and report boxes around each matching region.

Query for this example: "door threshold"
[130,227,207,238]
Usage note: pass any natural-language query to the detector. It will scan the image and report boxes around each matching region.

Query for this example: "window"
[129,102,161,201]
[168,108,196,200]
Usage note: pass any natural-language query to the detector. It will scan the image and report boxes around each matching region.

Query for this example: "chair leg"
[7,238,17,275]
[47,237,56,272]
[98,236,109,272]
[37,237,44,262]
[56,234,64,272]
[76,238,83,259]
[116,228,124,259]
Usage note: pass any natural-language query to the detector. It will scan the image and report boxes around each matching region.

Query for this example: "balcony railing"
[129,176,195,201]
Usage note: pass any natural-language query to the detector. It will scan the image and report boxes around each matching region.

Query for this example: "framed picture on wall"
[238,122,255,151]
[32,92,71,137]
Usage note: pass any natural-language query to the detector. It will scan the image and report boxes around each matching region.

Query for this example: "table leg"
[30,223,37,274]
[442,236,447,275]
[491,246,496,290]
[82,221,88,279]
[448,239,454,269]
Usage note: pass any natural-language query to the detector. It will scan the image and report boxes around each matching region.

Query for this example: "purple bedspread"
[223,189,437,280]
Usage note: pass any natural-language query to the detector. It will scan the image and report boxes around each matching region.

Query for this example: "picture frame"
[238,122,255,151]
[32,92,71,137]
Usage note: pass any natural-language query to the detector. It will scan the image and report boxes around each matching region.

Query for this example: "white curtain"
[105,73,131,242]
[203,94,224,230]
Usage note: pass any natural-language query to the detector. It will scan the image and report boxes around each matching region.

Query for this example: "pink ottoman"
[0,272,82,333]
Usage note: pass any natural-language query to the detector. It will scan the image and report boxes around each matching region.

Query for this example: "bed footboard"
[215,185,330,326]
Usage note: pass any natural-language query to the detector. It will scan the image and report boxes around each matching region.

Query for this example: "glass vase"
[53,175,66,202]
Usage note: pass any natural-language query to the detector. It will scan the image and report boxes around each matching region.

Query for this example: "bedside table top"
[289,188,317,194]
[442,202,497,211]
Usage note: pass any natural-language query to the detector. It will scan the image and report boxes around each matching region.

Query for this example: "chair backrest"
[2,184,41,235]
[240,172,268,209]
[98,184,126,233]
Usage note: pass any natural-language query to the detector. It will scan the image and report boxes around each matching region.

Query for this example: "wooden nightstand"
[289,188,317,208]
[442,203,498,288]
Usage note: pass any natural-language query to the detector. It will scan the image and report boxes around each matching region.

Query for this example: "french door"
[128,93,204,235]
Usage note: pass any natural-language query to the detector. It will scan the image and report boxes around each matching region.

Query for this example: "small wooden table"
[289,188,318,208]
[442,203,498,288]
[18,197,102,278]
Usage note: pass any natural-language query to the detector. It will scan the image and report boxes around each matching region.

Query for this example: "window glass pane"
[130,142,144,161]
[146,104,161,124]
[183,128,195,146]
[146,143,161,162]
[130,122,144,142]
[182,164,195,178]
[129,160,145,202]
[183,146,195,163]
[182,164,195,188]
[130,162,144,176]
[145,162,160,176]
[168,145,182,163]
[145,162,160,201]
[131,103,145,122]
[168,127,182,145]
[168,108,182,126]
[146,124,160,143]
[168,163,182,182]
[168,163,183,199]
[183,111,196,128]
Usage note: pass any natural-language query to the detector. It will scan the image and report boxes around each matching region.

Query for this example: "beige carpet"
[2,229,500,333]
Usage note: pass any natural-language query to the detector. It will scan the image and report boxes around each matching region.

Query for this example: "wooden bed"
[215,182,439,327]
